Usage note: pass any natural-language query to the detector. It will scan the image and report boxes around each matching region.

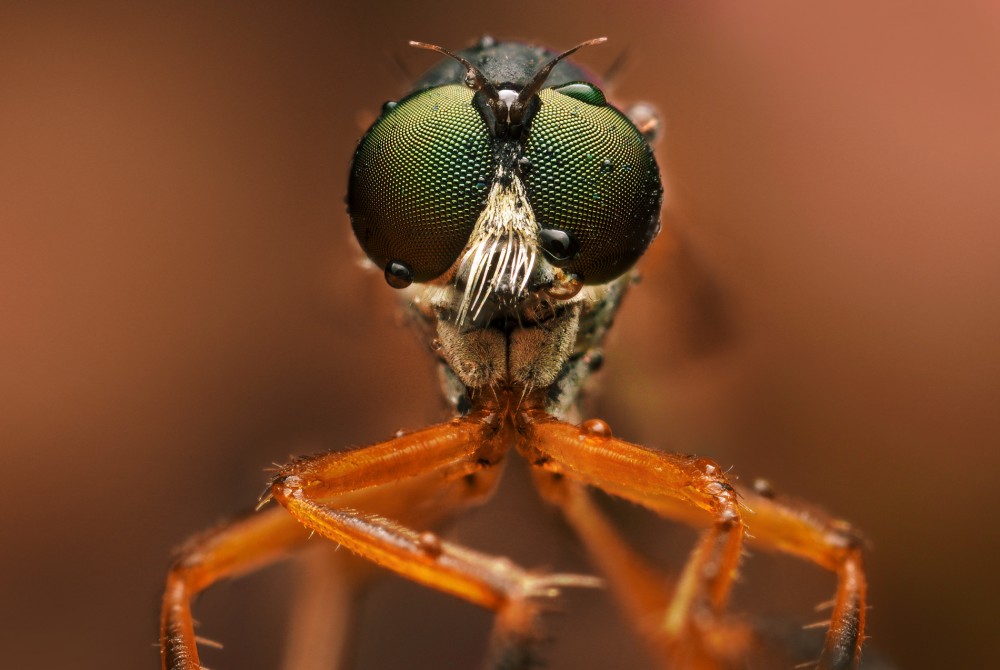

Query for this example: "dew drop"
[581,418,612,438]
[538,228,578,263]
[384,260,413,289]
[417,531,443,558]
[551,81,607,106]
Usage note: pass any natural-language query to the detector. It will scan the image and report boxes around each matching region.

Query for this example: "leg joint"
[269,473,308,504]
[701,479,743,529]
[829,521,866,553]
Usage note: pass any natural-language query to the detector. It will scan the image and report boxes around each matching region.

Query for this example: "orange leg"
[279,544,364,670]
[161,474,489,670]
[737,486,866,670]
[518,413,746,668]
[161,468,483,670]
[267,411,600,669]
[163,412,591,670]
[519,411,865,670]
[276,462,507,670]
[162,505,312,670]
[530,471,672,636]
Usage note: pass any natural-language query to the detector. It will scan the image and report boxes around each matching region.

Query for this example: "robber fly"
[161,37,867,670]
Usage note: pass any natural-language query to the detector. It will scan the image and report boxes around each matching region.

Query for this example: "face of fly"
[348,38,663,392]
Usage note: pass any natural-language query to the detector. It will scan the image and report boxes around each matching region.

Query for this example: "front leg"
[163,411,597,670]
[267,410,600,669]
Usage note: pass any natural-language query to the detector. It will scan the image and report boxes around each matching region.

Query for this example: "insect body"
[161,37,867,670]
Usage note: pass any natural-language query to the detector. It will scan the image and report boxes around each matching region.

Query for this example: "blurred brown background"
[2,2,998,669]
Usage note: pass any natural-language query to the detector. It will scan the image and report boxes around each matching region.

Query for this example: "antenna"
[511,37,607,121]
[408,41,495,95]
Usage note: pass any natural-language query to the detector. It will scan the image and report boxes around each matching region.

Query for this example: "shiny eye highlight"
[522,84,663,284]
[348,85,493,284]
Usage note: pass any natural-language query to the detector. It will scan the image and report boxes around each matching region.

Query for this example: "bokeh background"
[2,2,998,669]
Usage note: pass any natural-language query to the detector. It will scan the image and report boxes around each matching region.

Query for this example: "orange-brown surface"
[2,2,997,669]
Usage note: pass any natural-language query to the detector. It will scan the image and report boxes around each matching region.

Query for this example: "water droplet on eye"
[538,228,578,263]
[581,418,612,438]
[384,260,413,289]
[381,100,397,114]
[552,82,607,106]
[599,159,614,174]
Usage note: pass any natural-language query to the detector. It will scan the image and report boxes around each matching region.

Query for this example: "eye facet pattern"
[349,85,494,283]
[523,87,663,284]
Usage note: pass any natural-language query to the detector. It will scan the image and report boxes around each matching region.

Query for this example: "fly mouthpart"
[454,165,539,327]
[455,230,537,327]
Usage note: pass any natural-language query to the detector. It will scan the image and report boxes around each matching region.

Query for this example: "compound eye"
[349,85,494,284]
[523,83,663,284]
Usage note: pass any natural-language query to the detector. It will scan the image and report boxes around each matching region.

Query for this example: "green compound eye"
[523,84,663,284]
[349,85,493,284]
